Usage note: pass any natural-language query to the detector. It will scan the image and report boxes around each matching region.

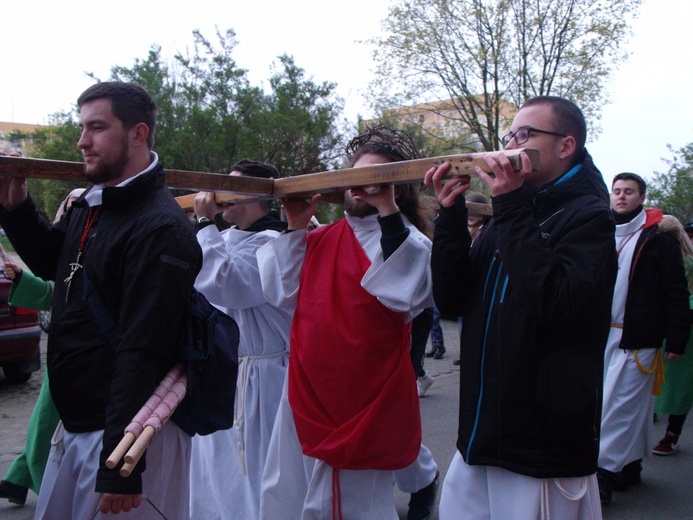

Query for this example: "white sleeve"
[194,226,277,310]
[256,230,307,315]
[361,229,434,322]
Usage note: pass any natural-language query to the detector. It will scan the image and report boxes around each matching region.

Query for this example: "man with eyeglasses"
[425,96,617,519]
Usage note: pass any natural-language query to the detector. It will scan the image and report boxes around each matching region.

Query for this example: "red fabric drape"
[289,219,421,470]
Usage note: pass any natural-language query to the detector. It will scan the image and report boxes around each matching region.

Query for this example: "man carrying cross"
[0,81,201,519]
[257,124,438,519]
[189,159,291,519]
[427,96,617,519]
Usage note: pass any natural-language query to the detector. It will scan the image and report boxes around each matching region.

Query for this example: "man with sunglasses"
[426,96,617,519]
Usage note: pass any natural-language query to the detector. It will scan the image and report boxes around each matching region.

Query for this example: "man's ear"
[558,135,577,160]
[131,123,150,148]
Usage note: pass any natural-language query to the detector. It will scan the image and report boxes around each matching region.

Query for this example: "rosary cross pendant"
[64,261,82,302]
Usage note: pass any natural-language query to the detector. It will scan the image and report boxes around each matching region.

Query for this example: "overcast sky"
[1,0,691,188]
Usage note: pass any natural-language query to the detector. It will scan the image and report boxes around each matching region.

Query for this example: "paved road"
[2,321,692,519]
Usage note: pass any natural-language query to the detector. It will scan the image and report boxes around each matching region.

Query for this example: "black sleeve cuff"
[193,220,216,233]
[434,197,468,232]
[96,466,143,495]
[378,212,410,260]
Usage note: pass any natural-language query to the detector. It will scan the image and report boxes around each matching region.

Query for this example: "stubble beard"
[344,192,378,218]
[84,135,130,185]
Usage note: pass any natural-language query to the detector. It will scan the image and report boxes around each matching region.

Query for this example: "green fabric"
[655,293,693,415]
[3,371,60,493]
[4,270,57,493]
[8,270,52,311]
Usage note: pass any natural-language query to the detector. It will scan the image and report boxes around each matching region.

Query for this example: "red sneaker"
[652,431,680,456]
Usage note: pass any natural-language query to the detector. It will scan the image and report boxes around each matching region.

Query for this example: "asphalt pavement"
[2,321,692,519]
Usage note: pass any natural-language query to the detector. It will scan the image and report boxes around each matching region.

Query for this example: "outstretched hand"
[423,162,471,208]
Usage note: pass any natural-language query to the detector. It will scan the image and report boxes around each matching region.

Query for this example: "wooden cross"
[0,148,538,216]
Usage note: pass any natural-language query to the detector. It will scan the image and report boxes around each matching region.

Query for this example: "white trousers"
[302,462,398,520]
[189,427,253,520]
[599,329,655,472]
[260,375,437,519]
[36,422,190,520]
[439,452,602,520]
[394,443,438,493]
[260,374,316,519]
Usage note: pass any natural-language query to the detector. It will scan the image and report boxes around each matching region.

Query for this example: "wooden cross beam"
[0,156,275,196]
[0,149,538,213]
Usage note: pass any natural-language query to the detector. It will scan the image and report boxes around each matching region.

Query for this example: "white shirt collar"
[84,152,159,207]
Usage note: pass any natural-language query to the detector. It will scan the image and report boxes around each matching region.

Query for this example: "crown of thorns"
[345,123,421,161]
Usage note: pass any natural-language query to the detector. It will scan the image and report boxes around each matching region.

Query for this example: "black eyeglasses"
[500,126,567,147]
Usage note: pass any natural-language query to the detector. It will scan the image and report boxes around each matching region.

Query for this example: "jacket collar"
[74,160,165,211]
[531,149,610,209]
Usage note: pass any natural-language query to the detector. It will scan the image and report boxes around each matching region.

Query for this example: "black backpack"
[83,273,240,436]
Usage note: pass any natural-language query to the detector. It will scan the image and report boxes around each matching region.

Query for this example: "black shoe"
[432,346,446,360]
[407,471,439,520]
[0,480,28,506]
[597,469,615,505]
[426,344,443,358]
[613,459,642,491]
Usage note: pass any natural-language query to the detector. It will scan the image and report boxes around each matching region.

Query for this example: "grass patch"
[0,237,15,253]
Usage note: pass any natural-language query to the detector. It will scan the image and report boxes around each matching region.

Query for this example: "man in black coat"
[597,172,690,504]
[426,96,617,519]
[0,81,201,518]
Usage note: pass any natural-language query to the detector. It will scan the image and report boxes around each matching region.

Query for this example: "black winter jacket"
[618,210,690,354]
[432,150,617,478]
[0,162,202,494]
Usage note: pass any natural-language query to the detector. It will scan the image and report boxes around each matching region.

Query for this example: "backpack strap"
[83,270,119,348]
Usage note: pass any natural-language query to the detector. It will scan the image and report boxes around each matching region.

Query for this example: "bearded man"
[0,81,201,519]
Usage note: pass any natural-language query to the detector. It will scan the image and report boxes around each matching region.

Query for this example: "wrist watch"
[195,216,215,231]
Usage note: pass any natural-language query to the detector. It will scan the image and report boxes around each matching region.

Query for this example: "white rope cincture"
[49,421,65,462]
[540,477,588,520]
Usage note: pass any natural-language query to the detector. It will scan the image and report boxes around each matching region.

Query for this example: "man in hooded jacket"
[597,172,689,504]
[426,96,617,519]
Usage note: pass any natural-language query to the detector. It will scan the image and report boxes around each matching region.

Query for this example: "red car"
[0,272,42,383]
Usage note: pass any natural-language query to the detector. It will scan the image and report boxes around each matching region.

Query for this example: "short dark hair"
[231,159,279,211]
[521,96,586,157]
[612,172,647,196]
[231,159,280,179]
[78,82,157,148]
